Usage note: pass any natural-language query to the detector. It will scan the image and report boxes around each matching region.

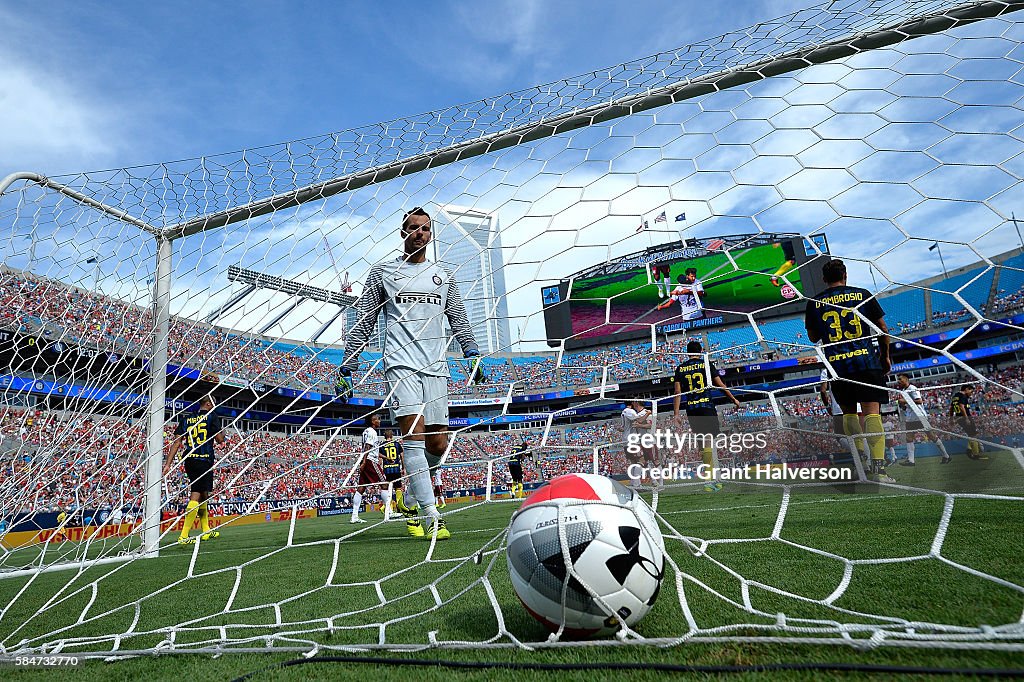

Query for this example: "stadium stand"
[3,249,1024,409]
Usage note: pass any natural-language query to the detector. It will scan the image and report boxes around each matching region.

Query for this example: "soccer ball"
[505,473,665,637]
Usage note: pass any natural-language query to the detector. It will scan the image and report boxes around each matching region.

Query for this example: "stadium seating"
[992,255,1024,315]
[5,249,1024,408]
[879,288,927,335]
[930,267,995,327]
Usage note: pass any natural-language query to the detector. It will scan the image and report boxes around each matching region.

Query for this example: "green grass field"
[571,242,802,309]
[2,453,1023,681]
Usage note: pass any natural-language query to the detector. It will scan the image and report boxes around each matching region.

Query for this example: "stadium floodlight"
[226,265,357,307]
[1,0,1024,665]
[223,265,357,336]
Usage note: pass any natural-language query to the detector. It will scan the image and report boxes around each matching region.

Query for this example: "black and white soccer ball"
[506,473,665,637]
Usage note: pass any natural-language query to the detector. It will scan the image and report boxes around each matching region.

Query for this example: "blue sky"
[0,0,810,174]
[3,1,1023,354]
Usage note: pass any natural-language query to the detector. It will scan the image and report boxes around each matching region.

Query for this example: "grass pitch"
[1,453,1023,680]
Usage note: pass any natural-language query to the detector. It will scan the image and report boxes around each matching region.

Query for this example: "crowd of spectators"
[8,263,1024,406]
[4,363,1024,521]
[990,287,1024,316]
[930,308,977,328]
[6,255,1024,522]
[892,319,929,335]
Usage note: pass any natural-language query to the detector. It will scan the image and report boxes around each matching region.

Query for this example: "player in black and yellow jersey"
[950,384,987,460]
[164,396,224,545]
[509,440,531,498]
[804,259,893,482]
[673,340,741,492]
[379,430,407,517]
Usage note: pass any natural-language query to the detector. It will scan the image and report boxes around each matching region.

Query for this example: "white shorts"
[385,366,449,426]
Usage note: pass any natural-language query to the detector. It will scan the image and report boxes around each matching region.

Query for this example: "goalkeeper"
[337,207,486,541]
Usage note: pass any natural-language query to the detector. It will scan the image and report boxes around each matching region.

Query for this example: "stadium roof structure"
[204,265,358,340]
[564,233,807,281]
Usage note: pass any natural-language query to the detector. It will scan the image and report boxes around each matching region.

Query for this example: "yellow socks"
[773,260,795,278]
[843,414,866,456]
[199,501,211,533]
[181,500,199,540]
[863,414,885,462]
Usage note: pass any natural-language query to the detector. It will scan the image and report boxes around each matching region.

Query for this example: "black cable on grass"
[230,655,1024,681]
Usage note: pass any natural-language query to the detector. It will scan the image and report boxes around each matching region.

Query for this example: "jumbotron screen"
[541,236,829,346]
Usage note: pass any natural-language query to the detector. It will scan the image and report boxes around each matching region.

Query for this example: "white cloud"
[0,51,128,175]
[408,0,555,88]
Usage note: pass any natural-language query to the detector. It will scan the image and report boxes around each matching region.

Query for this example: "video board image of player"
[568,241,802,339]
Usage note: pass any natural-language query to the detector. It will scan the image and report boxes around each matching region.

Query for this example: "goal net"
[0,0,1023,660]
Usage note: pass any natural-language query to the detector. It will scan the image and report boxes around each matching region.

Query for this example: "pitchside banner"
[165,496,355,518]
[3,507,142,534]
[890,339,1024,373]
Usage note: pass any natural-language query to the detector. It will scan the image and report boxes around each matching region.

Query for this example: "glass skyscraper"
[432,204,511,355]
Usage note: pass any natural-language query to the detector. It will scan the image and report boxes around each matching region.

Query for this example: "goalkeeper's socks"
[180,500,199,540]
[404,440,437,511]
[198,500,211,533]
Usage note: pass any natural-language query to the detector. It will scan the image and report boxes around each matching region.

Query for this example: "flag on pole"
[635,220,648,233]
[86,257,98,264]
[655,211,667,223]
[675,213,686,222]
[928,243,939,251]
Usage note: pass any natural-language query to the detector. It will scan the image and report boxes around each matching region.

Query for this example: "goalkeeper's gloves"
[336,367,354,402]
[466,350,489,386]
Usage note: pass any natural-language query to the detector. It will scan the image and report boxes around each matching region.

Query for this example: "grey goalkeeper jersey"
[342,258,479,377]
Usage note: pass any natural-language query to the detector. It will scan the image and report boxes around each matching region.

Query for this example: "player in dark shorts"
[950,384,987,460]
[653,262,673,299]
[805,258,892,482]
[508,440,531,498]
[164,396,224,545]
[771,240,797,287]
[673,340,741,492]
[379,429,406,517]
